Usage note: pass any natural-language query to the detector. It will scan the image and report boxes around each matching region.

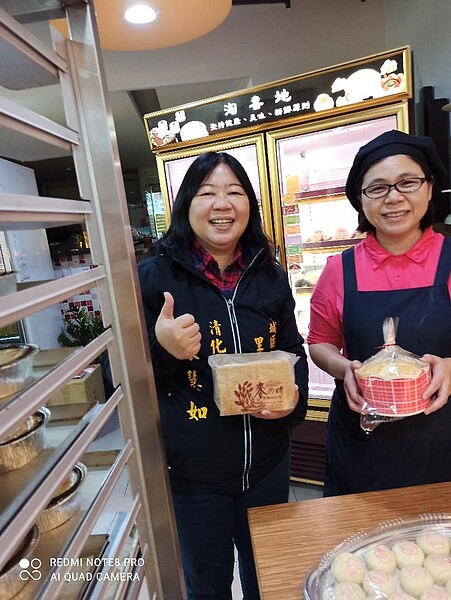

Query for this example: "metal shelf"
[0,267,107,330]
[0,193,90,229]
[38,446,134,600]
[0,2,184,598]
[0,95,79,162]
[0,334,113,440]
[0,6,65,90]
[0,396,123,558]
[7,447,132,600]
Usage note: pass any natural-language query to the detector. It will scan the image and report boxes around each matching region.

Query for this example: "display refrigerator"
[0,158,63,348]
[144,46,412,485]
[150,134,272,239]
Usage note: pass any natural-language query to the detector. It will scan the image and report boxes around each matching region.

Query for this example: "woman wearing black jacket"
[138,151,308,600]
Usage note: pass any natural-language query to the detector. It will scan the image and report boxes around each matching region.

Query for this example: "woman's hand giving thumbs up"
[155,291,202,360]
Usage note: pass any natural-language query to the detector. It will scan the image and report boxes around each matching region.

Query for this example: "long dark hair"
[154,151,274,269]
[356,155,436,233]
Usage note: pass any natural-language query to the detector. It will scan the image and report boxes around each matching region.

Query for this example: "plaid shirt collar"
[191,239,246,292]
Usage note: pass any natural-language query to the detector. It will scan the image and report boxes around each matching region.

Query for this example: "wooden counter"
[248,481,451,600]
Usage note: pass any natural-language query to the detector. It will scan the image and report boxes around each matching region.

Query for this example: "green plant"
[58,306,105,348]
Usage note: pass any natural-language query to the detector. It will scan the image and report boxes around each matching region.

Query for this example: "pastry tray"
[304,513,451,600]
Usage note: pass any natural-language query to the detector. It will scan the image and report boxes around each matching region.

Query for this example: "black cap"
[345,130,449,211]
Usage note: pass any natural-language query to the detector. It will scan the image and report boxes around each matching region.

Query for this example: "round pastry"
[424,555,451,585]
[311,229,326,242]
[362,569,396,597]
[332,227,350,240]
[389,593,417,600]
[313,93,335,112]
[333,581,366,600]
[180,121,209,141]
[400,565,434,597]
[364,544,397,574]
[416,533,450,556]
[420,588,450,600]
[331,551,365,584]
[303,269,323,286]
[393,541,425,568]
[357,359,425,379]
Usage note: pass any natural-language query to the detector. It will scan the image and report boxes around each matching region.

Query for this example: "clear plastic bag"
[355,318,431,432]
[208,350,299,416]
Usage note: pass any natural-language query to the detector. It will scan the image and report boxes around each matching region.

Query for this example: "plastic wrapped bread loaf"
[208,350,298,416]
[355,318,431,430]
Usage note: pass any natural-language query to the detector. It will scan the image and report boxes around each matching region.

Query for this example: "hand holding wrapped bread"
[355,318,431,429]
[208,351,299,416]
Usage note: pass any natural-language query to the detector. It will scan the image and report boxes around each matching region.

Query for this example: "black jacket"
[138,244,308,494]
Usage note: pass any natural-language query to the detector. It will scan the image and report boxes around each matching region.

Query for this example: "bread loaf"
[209,351,297,416]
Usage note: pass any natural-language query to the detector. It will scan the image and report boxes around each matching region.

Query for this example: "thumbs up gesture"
[155,291,201,360]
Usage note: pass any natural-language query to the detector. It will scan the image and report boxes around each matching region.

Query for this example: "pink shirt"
[307,227,450,354]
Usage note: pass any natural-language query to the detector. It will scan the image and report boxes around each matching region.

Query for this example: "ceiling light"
[51,0,232,51]
[124,5,158,24]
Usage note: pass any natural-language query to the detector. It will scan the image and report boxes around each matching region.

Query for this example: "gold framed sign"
[144,46,411,152]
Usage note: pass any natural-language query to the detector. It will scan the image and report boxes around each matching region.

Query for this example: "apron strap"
[342,247,357,292]
[434,236,451,286]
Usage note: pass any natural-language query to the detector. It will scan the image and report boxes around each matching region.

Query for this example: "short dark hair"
[356,154,436,233]
[155,152,274,267]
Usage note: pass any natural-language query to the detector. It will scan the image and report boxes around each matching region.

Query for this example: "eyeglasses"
[361,177,427,200]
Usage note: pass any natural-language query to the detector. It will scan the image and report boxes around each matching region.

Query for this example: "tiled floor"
[94,419,324,598]
[289,481,324,503]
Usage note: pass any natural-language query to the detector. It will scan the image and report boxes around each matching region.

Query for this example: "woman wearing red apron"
[308,130,451,496]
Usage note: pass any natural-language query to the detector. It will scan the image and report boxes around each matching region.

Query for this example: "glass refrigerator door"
[266,103,409,400]
[154,134,273,240]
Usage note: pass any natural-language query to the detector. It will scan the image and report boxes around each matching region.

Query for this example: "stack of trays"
[0,401,87,594]
[0,343,39,399]
[0,407,50,473]
[37,462,87,532]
